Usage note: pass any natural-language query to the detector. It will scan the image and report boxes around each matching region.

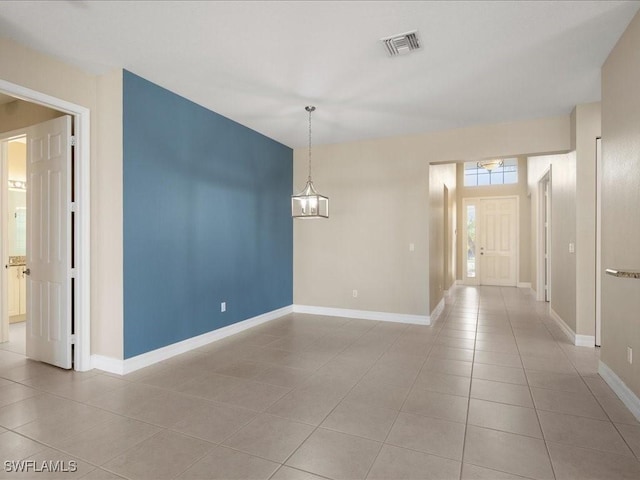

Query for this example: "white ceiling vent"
[381,30,420,57]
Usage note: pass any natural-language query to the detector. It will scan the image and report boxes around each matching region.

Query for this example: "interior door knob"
[23,268,31,276]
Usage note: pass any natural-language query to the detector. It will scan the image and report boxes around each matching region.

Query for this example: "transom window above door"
[464,158,518,186]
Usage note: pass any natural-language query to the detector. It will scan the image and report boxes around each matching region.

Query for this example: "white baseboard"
[430,297,446,324]
[549,307,594,347]
[517,282,532,289]
[575,334,595,347]
[92,305,293,375]
[292,305,430,325]
[599,360,640,422]
[91,355,125,375]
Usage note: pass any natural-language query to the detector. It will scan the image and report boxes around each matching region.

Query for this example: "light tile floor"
[0,322,25,355]
[0,286,639,479]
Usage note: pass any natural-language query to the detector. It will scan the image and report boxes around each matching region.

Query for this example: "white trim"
[598,360,640,422]
[517,282,532,289]
[92,305,294,375]
[293,305,430,325]
[91,355,124,375]
[550,307,573,343]
[550,307,594,347]
[595,138,602,347]
[575,334,595,348]
[0,79,91,372]
[429,297,445,324]
[536,167,552,303]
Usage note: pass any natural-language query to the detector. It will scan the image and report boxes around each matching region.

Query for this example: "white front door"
[479,197,517,286]
[25,115,73,369]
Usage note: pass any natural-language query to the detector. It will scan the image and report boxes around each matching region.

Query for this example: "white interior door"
[479,197,517,286]
[25,115,72,369]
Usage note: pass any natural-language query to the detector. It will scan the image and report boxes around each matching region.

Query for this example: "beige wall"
[601,11,640,398]
[0,36,124,359]
[429,163,456,312]
[456,157,531,285]
[0,100,63,134]
[574,102,601,336]
[528,153,577,333]
[94,69,123,358]
[528,104,600,339]
[293,141,431,316]
[294,116,570,317]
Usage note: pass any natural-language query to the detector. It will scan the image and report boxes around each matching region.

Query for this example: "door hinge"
[70,334,76,344]
[70,202,77,212]
[70,268,76,278]
[70,136,76,147]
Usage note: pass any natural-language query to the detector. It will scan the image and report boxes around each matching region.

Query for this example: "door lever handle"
[23,268,30,276]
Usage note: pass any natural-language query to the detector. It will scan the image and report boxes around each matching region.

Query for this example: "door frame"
[0,79,91,371]
[463,195,519,287]
[536,167,552,303]
[443,184,449,290]
[595,138,602,347]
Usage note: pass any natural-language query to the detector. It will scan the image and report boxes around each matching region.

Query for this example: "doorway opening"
[0,79,91,371]
[1,134,27,355]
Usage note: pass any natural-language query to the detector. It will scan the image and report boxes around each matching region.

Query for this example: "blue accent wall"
[123,71,293,359]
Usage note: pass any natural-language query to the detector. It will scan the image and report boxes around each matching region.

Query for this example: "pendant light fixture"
[291,106,329,219]
[477,159,504,171]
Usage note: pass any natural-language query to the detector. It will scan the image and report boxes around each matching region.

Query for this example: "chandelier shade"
[477,159,504,171]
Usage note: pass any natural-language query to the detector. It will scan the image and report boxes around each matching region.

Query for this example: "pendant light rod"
[306,105,315,182]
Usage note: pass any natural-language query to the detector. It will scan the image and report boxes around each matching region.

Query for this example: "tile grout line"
[268,320,408,479]
[529,290,640,461]
[457,292,480,480]
[504,287,558,480]
[361,321,438,479]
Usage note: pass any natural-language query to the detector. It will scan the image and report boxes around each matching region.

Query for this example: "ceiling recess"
[381,30,420,56]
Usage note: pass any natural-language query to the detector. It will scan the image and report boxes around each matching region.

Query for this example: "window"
[466,205,476,278]
[464,158,518,187]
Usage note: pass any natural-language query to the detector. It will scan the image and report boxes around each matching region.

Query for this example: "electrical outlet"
[628,346,633,364]
[569,242,575,254]
[409,243,415,252]
[352,290,358,298]
[221,302,226,313]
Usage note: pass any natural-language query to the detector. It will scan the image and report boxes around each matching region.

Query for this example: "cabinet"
[8,266,26,317]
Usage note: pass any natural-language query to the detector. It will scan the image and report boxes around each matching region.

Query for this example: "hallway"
[0,286,639,479]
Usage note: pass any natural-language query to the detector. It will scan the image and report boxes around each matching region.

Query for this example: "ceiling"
[0,1,638,148]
